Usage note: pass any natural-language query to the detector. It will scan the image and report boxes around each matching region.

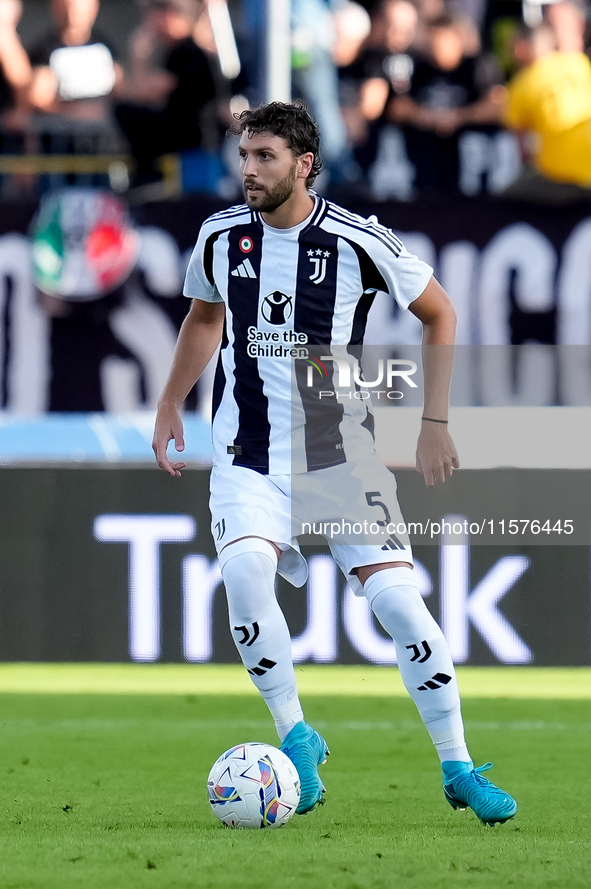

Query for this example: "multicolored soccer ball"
[207,742,301,829]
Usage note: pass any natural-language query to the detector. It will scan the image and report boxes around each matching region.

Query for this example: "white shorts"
[209,457,413,596]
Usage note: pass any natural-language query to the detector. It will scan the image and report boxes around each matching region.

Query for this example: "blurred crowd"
[0,0,590,203]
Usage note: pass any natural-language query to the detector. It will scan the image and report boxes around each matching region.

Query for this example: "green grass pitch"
[0,665,589,889]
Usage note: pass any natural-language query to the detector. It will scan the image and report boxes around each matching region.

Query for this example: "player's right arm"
[153,298,225,476]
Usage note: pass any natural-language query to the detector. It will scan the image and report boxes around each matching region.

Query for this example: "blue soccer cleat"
[442,761,517,826]
[280,721,329,814]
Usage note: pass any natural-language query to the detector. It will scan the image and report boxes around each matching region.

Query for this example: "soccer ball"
[207,742,301,829]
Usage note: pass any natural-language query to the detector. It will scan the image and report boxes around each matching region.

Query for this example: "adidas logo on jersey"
[231,258,257,278]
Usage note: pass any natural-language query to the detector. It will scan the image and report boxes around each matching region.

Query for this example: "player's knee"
[370,584,426,620]
[364,571,421,612]
[220,537,278,619]
[221,548,275,590]
[220,536,278,573]
[367,579,440,641]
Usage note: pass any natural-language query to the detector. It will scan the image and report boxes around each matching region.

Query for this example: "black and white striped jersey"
[184,195,432,475]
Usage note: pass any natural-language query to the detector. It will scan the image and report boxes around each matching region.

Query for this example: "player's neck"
[261,190,315,230]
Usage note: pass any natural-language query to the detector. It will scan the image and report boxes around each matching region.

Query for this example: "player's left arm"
[408,276,460,487]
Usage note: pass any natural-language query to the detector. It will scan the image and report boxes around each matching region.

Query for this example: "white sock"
[220,538,304,742]
[364,567,470,763]
[264,687,304,742]
[423,711,470,763]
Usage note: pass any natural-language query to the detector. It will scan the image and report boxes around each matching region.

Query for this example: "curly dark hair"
[229,101,323,188]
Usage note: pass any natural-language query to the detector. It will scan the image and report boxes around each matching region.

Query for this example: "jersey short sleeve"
[374,238,433,310]
[321,204,433,310]
[183,224,224,303]
[358,220,433,310]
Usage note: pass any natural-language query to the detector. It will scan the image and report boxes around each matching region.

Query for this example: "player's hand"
[152,403,187,477]
[415,422,459,487]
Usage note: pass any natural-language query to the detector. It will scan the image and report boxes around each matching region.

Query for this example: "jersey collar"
[254,194,327,233]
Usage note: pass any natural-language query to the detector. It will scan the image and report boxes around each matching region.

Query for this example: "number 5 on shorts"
[365,491,391,527]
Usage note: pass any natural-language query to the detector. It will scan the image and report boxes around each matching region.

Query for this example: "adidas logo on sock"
[417,673,452,691]
[248,657,277,677]
[231,258,257,278]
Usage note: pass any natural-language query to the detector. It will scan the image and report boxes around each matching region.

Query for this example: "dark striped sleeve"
[184,225,225,302]
[325,204,433,309]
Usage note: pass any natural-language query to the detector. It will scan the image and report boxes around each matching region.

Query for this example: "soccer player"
[153,101,517,826]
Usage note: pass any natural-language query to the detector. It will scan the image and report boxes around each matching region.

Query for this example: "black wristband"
[421,416,448,424]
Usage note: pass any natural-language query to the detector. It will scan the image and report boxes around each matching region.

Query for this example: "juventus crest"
[308,249,331,285]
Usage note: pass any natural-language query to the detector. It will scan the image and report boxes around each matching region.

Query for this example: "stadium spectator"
[333,1,372,150]
[447,0,487,33]
[343,0,419,127]
[544,0,585,52]
[413,0,445,47]
[500,23,591,203]
[333,0,372,70]
[414,0,445,26]
[338,0,419,184]
[0,0,31,126]
[291,0,353,183]
[114,0,217,186]
[387,13,504,195]
[27,0,120,122]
